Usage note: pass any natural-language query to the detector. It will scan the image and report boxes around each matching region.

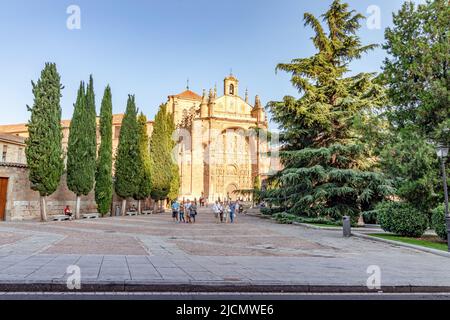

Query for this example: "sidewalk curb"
[292,222,342,230]
[246,212,450,259]
[0,281,450,293]
[352,232,450,259]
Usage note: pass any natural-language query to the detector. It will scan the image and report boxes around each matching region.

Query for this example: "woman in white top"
[223,203,231,223]
[212,201,221,223]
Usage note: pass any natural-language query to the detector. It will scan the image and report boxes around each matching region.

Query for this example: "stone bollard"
[343,216,351,237]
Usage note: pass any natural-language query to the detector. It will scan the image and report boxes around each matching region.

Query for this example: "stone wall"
[1,143,25,164]
[0,164,158,221]
[0,165,97,221]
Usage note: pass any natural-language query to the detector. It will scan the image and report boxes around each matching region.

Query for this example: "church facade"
[167,75,271,202]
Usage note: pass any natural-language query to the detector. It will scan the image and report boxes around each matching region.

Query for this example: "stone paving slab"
[0,209,449,292]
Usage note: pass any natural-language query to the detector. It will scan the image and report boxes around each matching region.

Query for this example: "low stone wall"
[0,165,96,221]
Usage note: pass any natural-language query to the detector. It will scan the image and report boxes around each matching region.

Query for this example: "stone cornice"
[196,116,267,126]
[0,162,28,168]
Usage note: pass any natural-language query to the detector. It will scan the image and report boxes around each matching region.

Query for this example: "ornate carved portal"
[212,128,252,200]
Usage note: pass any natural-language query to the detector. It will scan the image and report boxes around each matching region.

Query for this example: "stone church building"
[0,74,274,220]
[169,74,271,202]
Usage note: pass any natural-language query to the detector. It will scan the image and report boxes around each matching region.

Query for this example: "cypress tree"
[95,86,113,216]
[167,109,180,203]
[150,104,174,211]
[168,164,180,202]
[26,63,64,221]
[134,112,152,213]
[115,95,140,215]
[265,0,393,222]
[66,77,97,219]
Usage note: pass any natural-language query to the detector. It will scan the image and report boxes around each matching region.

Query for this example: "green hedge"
[376,201,428,238]
[261,207,284,216]
[272,212,340,226]
[431,205,447,240]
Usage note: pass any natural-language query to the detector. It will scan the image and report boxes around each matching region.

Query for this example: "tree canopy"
[67,77,97,198]
[26,63,64,197]
[95,85,114,215]
[150,104,174,201]
[134,112,152,201]
[382,0,449,144]
[115,95,140,199]
[265,0,393,220]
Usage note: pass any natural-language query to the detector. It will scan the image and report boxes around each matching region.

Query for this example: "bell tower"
[224,73,239,97]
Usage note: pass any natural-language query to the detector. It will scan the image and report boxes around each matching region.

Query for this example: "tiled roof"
[172,90,202,101]
[0,114,153,134]
[0,123,28,134]
[0,133,26,145]
[112,114,153,125]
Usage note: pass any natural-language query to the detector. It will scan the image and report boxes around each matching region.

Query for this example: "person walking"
[171,200,180,222]
[189,202,198,223]
[212,201,221,224]
[184,199,192,223]
[219,202,225,223]
[229,201,236,223]
[179,201,185,223]
[237,200,244,215]
[223,202,230,223]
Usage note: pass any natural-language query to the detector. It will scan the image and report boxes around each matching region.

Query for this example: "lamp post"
[436,143,449,251]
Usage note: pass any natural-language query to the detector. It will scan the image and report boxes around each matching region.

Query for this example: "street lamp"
[436,143,449,251]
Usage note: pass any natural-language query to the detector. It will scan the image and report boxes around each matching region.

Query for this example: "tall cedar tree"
[134,113,152,213]
[265,0,393,221]
[95,86,113,216]
[382,0,449,144]
[115,95,140,215]
[26,63,64,221]
[66,76,97,219]
[150,104,174,210]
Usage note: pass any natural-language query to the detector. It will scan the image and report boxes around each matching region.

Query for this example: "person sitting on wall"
[64,205,73,218]
[129,205,137,212]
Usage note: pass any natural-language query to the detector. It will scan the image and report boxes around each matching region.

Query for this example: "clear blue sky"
[0,0,423,125]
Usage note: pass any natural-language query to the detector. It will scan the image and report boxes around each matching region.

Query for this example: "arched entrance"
[225,183,238,201]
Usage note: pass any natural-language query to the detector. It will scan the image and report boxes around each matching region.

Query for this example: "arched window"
[229,84,234,95]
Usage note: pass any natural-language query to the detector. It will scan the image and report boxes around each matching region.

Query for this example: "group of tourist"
[64,198,242,224]
[211,200,240,224]
[171,199,198,223]
[171,199,242,224]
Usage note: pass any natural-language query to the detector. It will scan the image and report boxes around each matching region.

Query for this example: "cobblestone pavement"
[0,208,449,288]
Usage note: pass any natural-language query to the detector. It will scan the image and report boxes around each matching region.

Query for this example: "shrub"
[261,207,283,216]
[431,205,447,240]
[272,212,341,226]
[273,212,297,224]
[376,201,428,238]
[362,210,378,224]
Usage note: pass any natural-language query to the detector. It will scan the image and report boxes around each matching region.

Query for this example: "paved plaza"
[0,208,449,291]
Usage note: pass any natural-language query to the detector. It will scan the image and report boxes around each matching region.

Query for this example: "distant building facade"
[0,74,277,220]
[168,74,272,201]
